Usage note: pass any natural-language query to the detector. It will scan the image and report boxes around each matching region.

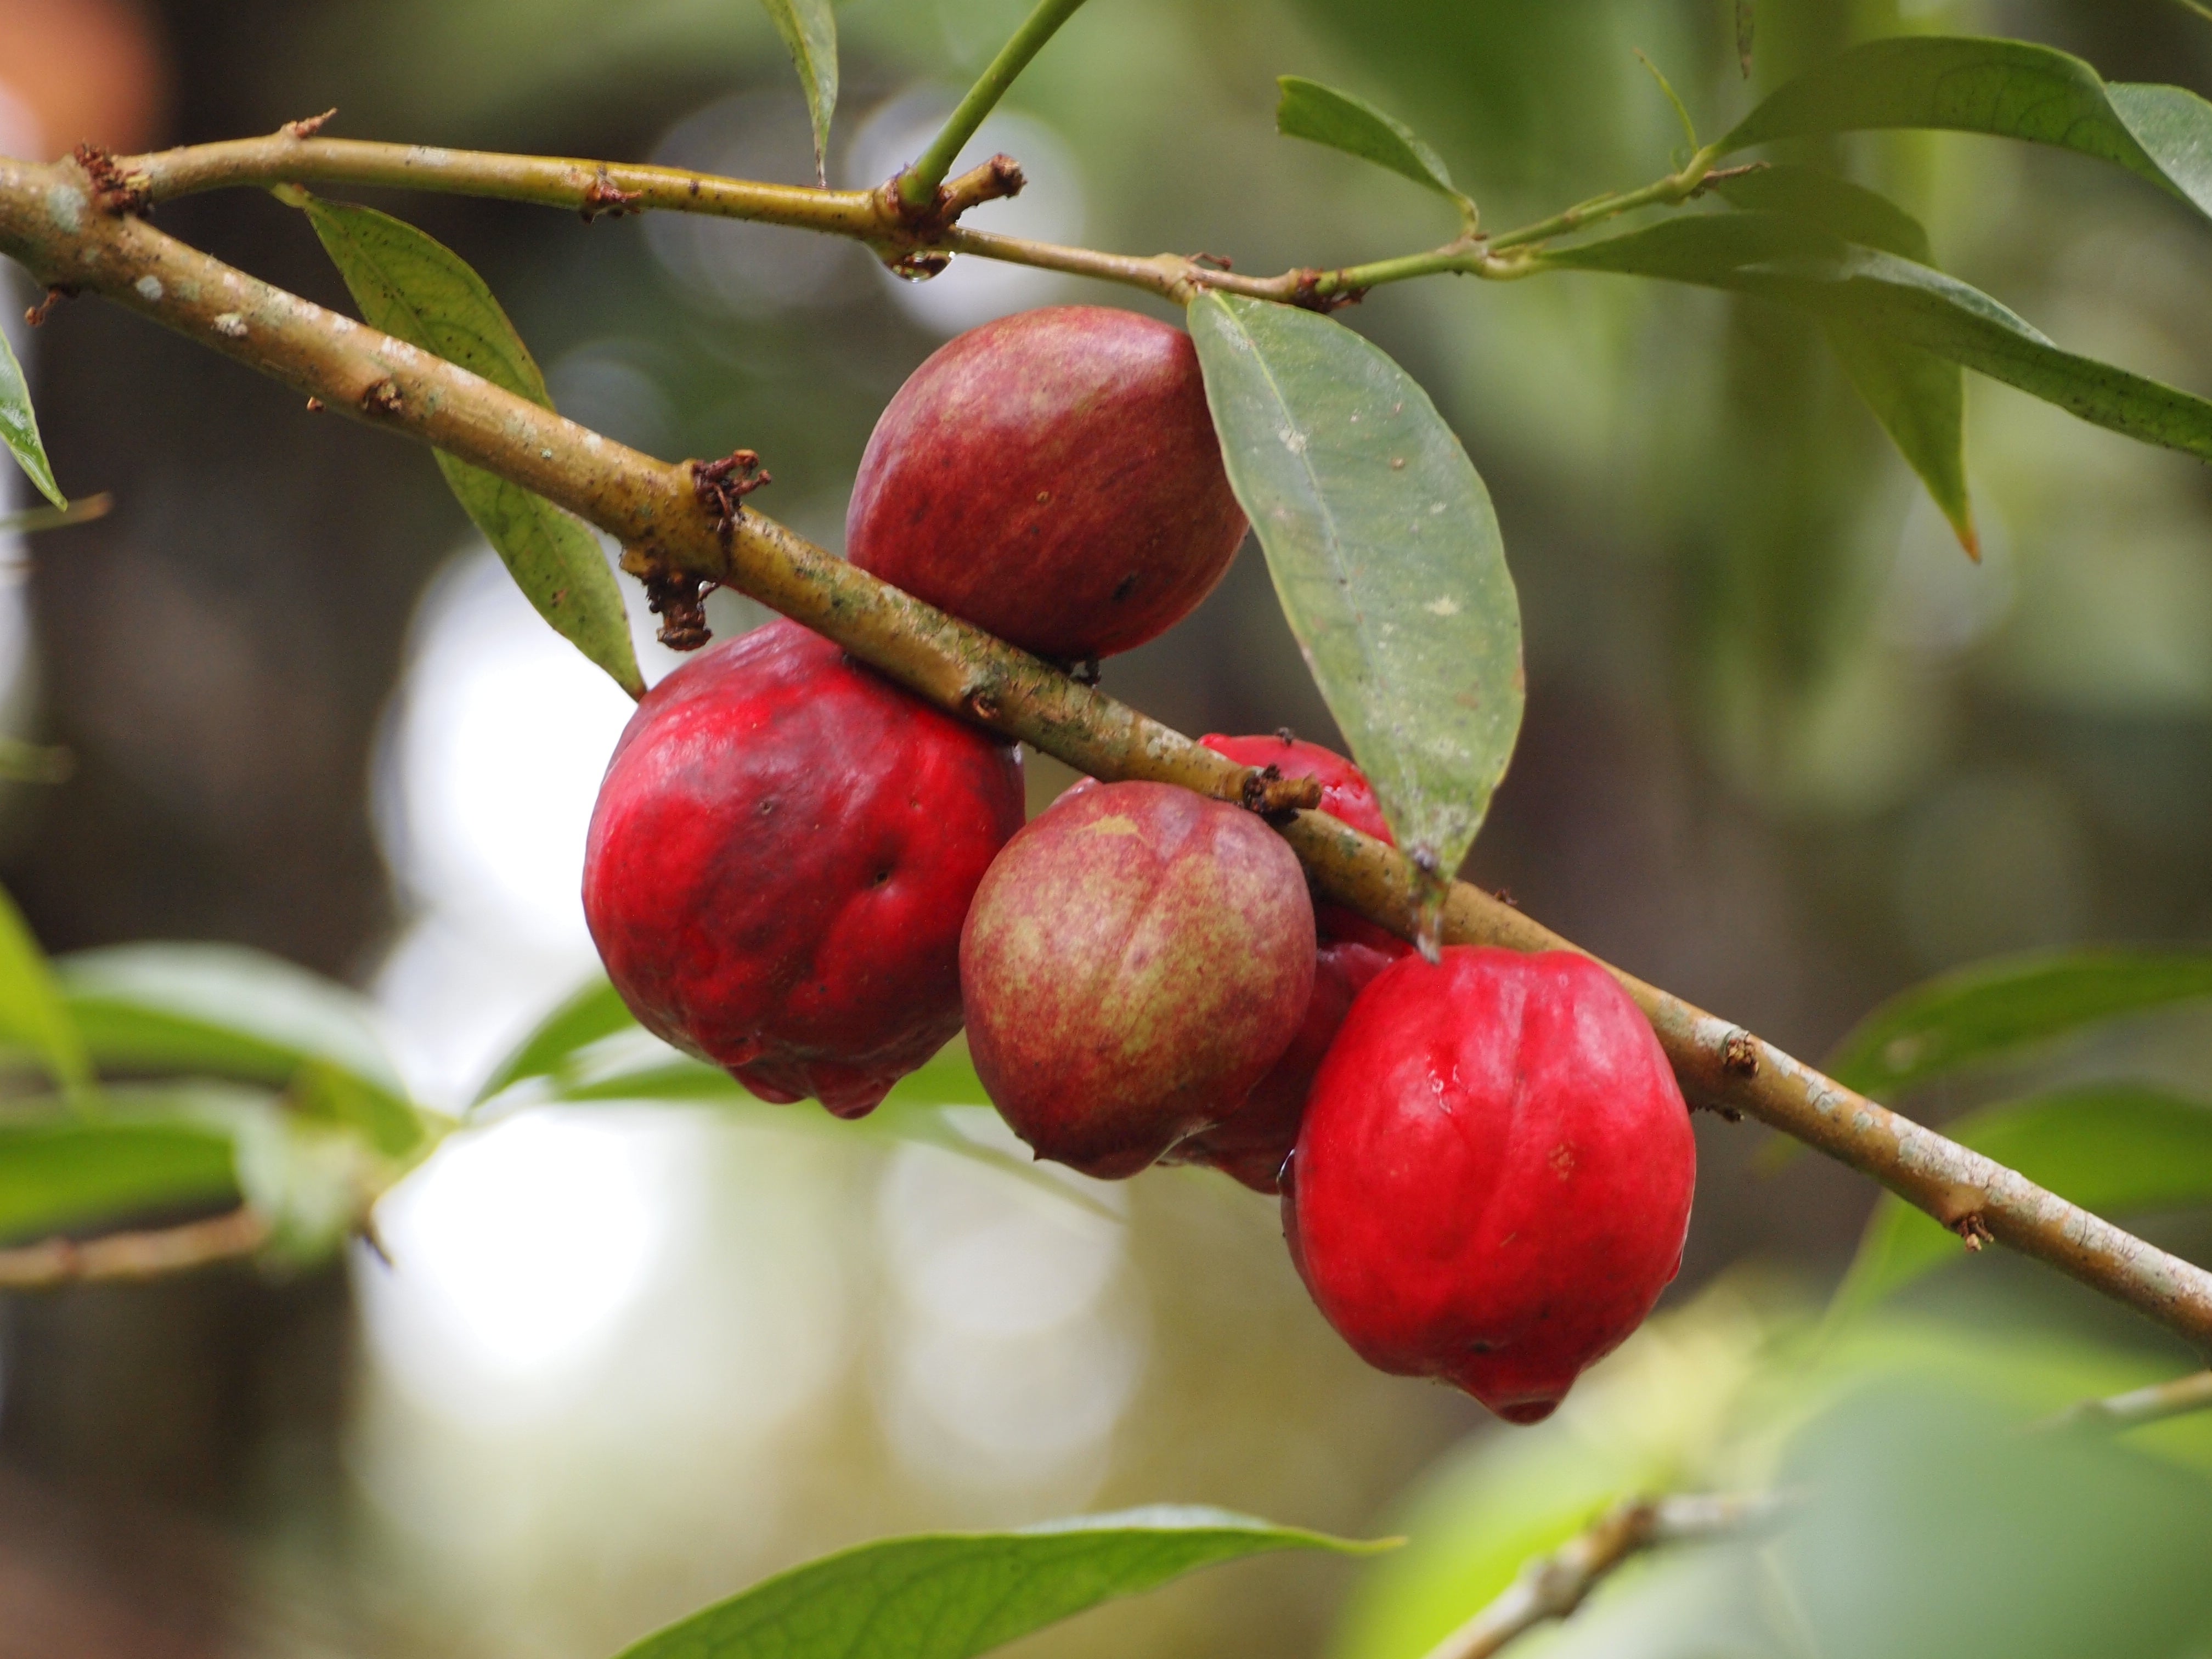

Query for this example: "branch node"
[23,286,72,327]
[359,376,403,416]
[1953,1211,1994,1252]
[963,686,1003,723]
[691,449,770,546]
[1290,268,1367,313]
[72,143,150,216]
[1069,656,1101,686]
[1242,763,1324,822]
[580,166,644,223]
[303,396,324,413]
[1189,251,1235,271]
[1721,1029,1760,1077]
[284,109,339,140]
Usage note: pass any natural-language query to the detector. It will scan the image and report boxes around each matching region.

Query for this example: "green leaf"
[1188,293,1523,905]
[1274,77,1468,207]
[1542,213,2212,465]
[0,490,110,536]
[57,943,428,1159]
[614,1506,1389,1659]
[1832,1086,2212,1317]
[1716,36,2212,224]
[1824,950,2212,1098]
[0,321,65,510]
[301,197,645,698]
[0,884,89,1098]
[0,1108,238,1242]
[473,976,635,1105]
[1708,167,1971,554]
[758,0,839,184]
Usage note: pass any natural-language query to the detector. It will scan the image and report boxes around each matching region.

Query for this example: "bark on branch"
[4,149,2210,1352]
[0,1208,269,1290]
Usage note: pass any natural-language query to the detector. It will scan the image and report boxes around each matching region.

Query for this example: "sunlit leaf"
[1543,213,2212,464]
[0,1107,236,1243]
[1717,36,2212,224]
[473,975,634,1104]
[615,1506,1389,1659]
[1824,950,2212,1097]
[302,197,645,698]
[1711,167,1971,553]
[58,943,429,1158]
[758,0,839,183]
[0,321,65,510]
[1831,1085,2212,1318]
[1275,77,1467,206]
[0,884,89,1099]
[1188,293,1523,907]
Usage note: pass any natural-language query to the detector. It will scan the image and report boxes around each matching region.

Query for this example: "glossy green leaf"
[0,321,64,510]
[1710,167,1970,552]
[759,0,839,183]
[302,197,645,698]
[0,884,89,1098]
[1275,77,1466,206]
[473,976,634,1105]
[0,1108,237,1242]
[57,943,427,1158]
[1717,36,2212,224]
[1543,213,2212,464]
[1188,292,1523,899]
[616,1506,1389,1659]
[1832,1086,2212,1318]
[1825,950,2212,1097]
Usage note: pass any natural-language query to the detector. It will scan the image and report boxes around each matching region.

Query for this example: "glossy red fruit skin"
[583,618,1025,1118]
[960,781,1314,1179]
[845,306,1250,661]
[1164,733,1413,1192]
[1285,947,1695,1423]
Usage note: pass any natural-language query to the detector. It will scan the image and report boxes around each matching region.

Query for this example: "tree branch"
[0,1208,269,1290]
[2040,1369,2212,1433]
[5,149,2211,1354]
[1417,1493,1784,1659]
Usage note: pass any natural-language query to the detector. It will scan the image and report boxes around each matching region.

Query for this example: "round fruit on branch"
[583,618,1025,1117]
[845,306,1250,662]
[1285,947,1696,1423]
[960,780,1314,1179]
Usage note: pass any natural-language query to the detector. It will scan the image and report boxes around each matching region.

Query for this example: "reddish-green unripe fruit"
[1166,732,1413,1193]
[583,618,1025,1118]
[845,306,1250,661]
[960,781,1316,1179]
[1286,947,1695,1423]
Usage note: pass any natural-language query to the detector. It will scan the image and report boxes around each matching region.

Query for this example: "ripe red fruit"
[846,306,1250,661]
[960,781,1315,1178]
[1285,947,1695,1423]
[583,618,1025,1118]
[1165,732,1413,1193]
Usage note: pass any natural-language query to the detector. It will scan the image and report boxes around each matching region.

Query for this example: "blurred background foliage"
[2,0,2212,1654]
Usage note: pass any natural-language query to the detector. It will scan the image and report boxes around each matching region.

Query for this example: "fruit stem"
[895,0,1095,216]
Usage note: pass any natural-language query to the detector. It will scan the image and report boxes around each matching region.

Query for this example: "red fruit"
[960,781,1314,1179]
[1165,733,1413,1192]
[1285,947,1695,1423]
[846,306,1250,661]
[583,618,1025,1118]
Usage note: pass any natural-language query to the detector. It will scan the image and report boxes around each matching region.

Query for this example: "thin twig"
[2039,1369,2212,1434]
[1419,1493,1785,1659]
[0,1208,270,1290]
[896,0,1094,214]
[4,150,2212,1353]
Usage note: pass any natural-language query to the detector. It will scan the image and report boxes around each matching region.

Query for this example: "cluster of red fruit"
[584,306,1697,1423]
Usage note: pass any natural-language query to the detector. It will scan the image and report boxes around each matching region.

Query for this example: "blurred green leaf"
[1543,213,2212,464]
[1717,36,2212,223]
[615,1506,1389,1659]
[1711,167,1969,552]
[58,943,428,1158]
[1735,0,1754,78]
[0,491,111,536]
[1833,1086,2212,1318]
[0,323,65,511]
[301,196,645,698]
[0,1108,237,1243]
[0,884,89,1099]
[0,737,74,785]
[1188,293,1523,904]
[1275,77,1466,206]
[758,0,838,183]
[1824,950,2212,1097]
[473,976,634,1105]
